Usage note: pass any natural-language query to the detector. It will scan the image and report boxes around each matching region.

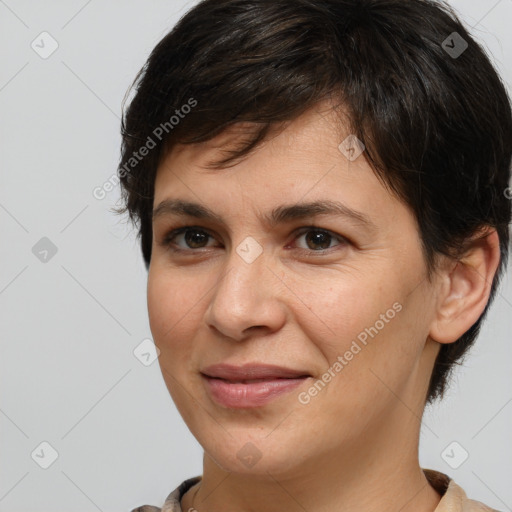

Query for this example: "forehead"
[155,104,359,185]
[158,100,348,168]
[152,103,402,230]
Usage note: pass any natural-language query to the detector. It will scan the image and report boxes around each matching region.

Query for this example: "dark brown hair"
[116,0,512,404]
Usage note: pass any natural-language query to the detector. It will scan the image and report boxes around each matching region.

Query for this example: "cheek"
[290,272,392,354]
[147,272,171,339]
[147,271,204,410]
[147,270,201,354]
[296,269,421,393]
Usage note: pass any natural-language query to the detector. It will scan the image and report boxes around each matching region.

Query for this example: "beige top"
[130,468,501,512]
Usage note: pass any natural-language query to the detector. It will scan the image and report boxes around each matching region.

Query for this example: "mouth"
[208,377,306,384]
[200,364,312,408]
[200,362,311,380]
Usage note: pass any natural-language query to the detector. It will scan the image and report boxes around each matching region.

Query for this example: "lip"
[201,363,311,380]
[200,363,311,408]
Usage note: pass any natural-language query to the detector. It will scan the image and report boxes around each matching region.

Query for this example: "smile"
[201,375,310,408]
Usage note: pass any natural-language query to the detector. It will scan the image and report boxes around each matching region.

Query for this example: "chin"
[201,434,306,476]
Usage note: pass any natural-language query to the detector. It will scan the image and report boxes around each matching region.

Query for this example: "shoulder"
[130,476,202,512]
[442,479,502,512]
[423,468,502,512]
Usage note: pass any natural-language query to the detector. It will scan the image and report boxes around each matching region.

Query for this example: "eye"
[160,226,219,251]
[292,227,348,252]
[159,225,349,254]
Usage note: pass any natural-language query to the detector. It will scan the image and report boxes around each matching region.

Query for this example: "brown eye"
[161,227,218,251]
[304,230,332,250]
[182,229,210,248]
[294,228,348,252]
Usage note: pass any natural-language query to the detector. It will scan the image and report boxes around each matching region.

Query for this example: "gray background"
[1,1,511,511]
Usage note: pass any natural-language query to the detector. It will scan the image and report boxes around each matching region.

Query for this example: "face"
[148,101,441,477]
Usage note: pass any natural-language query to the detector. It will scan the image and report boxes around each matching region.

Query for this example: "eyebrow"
[152,198,377,232]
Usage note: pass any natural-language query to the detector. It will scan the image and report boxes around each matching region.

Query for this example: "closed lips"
[206,377,308,383]
[200,363,311,381]
[201,363,312,408]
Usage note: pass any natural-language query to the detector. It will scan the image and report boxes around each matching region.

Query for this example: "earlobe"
[429,228,501,344]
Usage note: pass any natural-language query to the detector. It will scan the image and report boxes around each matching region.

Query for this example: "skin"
[147,100,500,512]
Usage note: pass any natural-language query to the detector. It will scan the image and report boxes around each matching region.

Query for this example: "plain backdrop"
[1,1,511,511]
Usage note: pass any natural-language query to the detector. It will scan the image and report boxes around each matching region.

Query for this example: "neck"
[182,406,442,512]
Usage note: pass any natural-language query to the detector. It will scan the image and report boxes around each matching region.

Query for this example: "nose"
[204,249,287,342]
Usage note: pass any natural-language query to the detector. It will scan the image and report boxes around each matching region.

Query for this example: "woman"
[116,0,512,511]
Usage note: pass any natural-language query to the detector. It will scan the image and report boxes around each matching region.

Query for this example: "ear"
[429,228,501,344]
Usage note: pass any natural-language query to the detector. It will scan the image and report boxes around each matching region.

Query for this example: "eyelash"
[159,225,350,255]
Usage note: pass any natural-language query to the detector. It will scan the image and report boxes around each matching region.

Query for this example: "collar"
[149,468,499,512]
